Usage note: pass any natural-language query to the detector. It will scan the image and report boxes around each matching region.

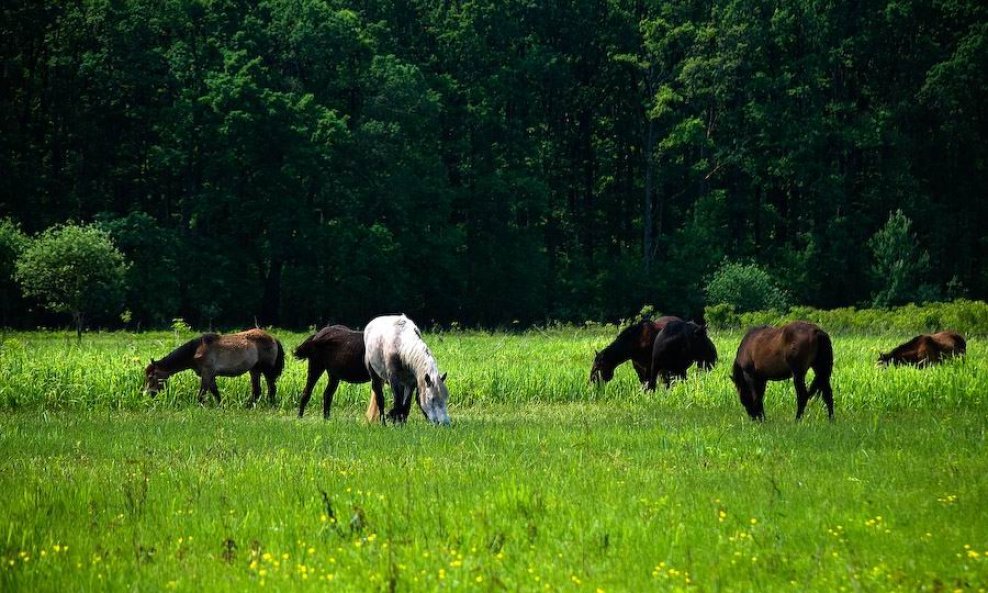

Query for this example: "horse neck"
[400,336,438,380]
[599,339,633,370]
[156,340,200,375]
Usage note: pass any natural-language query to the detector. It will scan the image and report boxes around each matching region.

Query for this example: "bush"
[704,260,789,313]
[15,224,130,339]
[705,299,988,336]
[0,219,28,326]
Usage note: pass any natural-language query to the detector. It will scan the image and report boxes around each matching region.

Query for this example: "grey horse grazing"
[363,314,451,425]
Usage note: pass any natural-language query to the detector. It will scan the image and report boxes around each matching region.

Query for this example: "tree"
[705,260,790,313]
[15,224,129,339]
[868,210,931,308]
[0,218,28,327]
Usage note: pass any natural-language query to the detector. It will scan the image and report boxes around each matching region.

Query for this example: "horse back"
[305,325,369,382]
[197,329,278,375]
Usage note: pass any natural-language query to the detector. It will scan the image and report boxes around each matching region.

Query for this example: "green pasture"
[1,329,986,592]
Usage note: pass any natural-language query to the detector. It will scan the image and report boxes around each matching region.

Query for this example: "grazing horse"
[590,316,682,385]
[364,314,450,425]
[646,320,718,390]
[731,322,834,421]
[144,329,285,405]
[294,324,373,418]
[879,331,966,367]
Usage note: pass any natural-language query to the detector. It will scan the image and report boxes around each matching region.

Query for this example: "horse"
[646,320,718,390]
[144,329,285,405]
[731,321,834,421]
[590,316,682,385]
[878,331,966,367]
[363,314,450,425]
[294,324,373,418]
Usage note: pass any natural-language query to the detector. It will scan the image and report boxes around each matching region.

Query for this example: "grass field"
[1,328,986,592]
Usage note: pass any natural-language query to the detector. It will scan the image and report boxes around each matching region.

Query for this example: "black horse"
[646,320,718,389]
[590,316,682,385]
[294,324,371,419]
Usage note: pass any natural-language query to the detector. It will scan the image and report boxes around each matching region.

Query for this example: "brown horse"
[294,324,372,419]
[879,331,966,367]
[144,329,285,405]
[731,322,834,421]
[590,316,682,385]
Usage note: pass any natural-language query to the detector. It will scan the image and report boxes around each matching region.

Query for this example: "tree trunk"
[643,115,657,274]
[74,311,83,342]
[259,259,283,327]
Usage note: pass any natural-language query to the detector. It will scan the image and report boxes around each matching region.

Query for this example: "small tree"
[705,260,790,313]
[15,224,129,340]
[868,210,931,308]
[0,218,28,327]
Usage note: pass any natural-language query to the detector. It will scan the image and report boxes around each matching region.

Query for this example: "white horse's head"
[418,372,450,426]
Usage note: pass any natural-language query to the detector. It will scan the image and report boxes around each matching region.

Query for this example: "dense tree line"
[1,0,985,330]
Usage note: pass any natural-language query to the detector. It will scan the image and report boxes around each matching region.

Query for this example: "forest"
[1,0,986,329]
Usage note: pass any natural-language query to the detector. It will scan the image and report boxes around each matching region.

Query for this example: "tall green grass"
[1,330,986,592]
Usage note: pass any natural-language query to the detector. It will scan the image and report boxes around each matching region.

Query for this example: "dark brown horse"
[646,320,718,389]
[294,324,372,418]
[731,322,834,421]
[144,329,285,405]
[590,316,682,385]
[879,331,966,367]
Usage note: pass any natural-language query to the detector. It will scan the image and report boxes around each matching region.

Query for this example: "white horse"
[363,314,451,425]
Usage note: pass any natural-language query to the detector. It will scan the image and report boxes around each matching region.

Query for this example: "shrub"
[15,224,130,340]
[704,260,789,313]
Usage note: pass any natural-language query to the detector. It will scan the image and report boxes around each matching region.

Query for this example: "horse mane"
[157,334,218,371]
[397,322,439,379]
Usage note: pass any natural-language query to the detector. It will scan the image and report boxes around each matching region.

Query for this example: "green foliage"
[14,224,129,336]
[0,0,986,326]
[705,260,789,313]
[869,210,933,307]
[96,212,180,327]
[0,219,28,324]
[706,299,988,336]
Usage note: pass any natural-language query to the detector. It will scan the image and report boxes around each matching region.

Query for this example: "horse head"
[144,359,168,396]
[590,349,614,384]
[419,372,451,426]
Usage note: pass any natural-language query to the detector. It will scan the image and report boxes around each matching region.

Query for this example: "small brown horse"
[591,316,682,385]
[144,329,285,405]
[879,331,966,367]
[731,322,834,421]
[294,324,372,419]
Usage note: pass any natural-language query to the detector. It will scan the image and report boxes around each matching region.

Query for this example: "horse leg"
[197,379,208,405]
[248,370,262,408]
[793,371,810,421]
[321,376,340,420]
[264,370,277,405]
[298,363,322,418]
[388,379,410,423]
[754,378,767,421]
[208,375,221,404]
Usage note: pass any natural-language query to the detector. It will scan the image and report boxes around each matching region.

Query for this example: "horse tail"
[272,339,286,379]
[809,330,833,396]
[293,334,316,360]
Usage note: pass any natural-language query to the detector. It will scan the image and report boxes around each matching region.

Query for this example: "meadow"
[1,327,986,592]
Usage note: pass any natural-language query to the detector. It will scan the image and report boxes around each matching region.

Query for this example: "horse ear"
[594,348,600,356]
[440,372,447,383]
